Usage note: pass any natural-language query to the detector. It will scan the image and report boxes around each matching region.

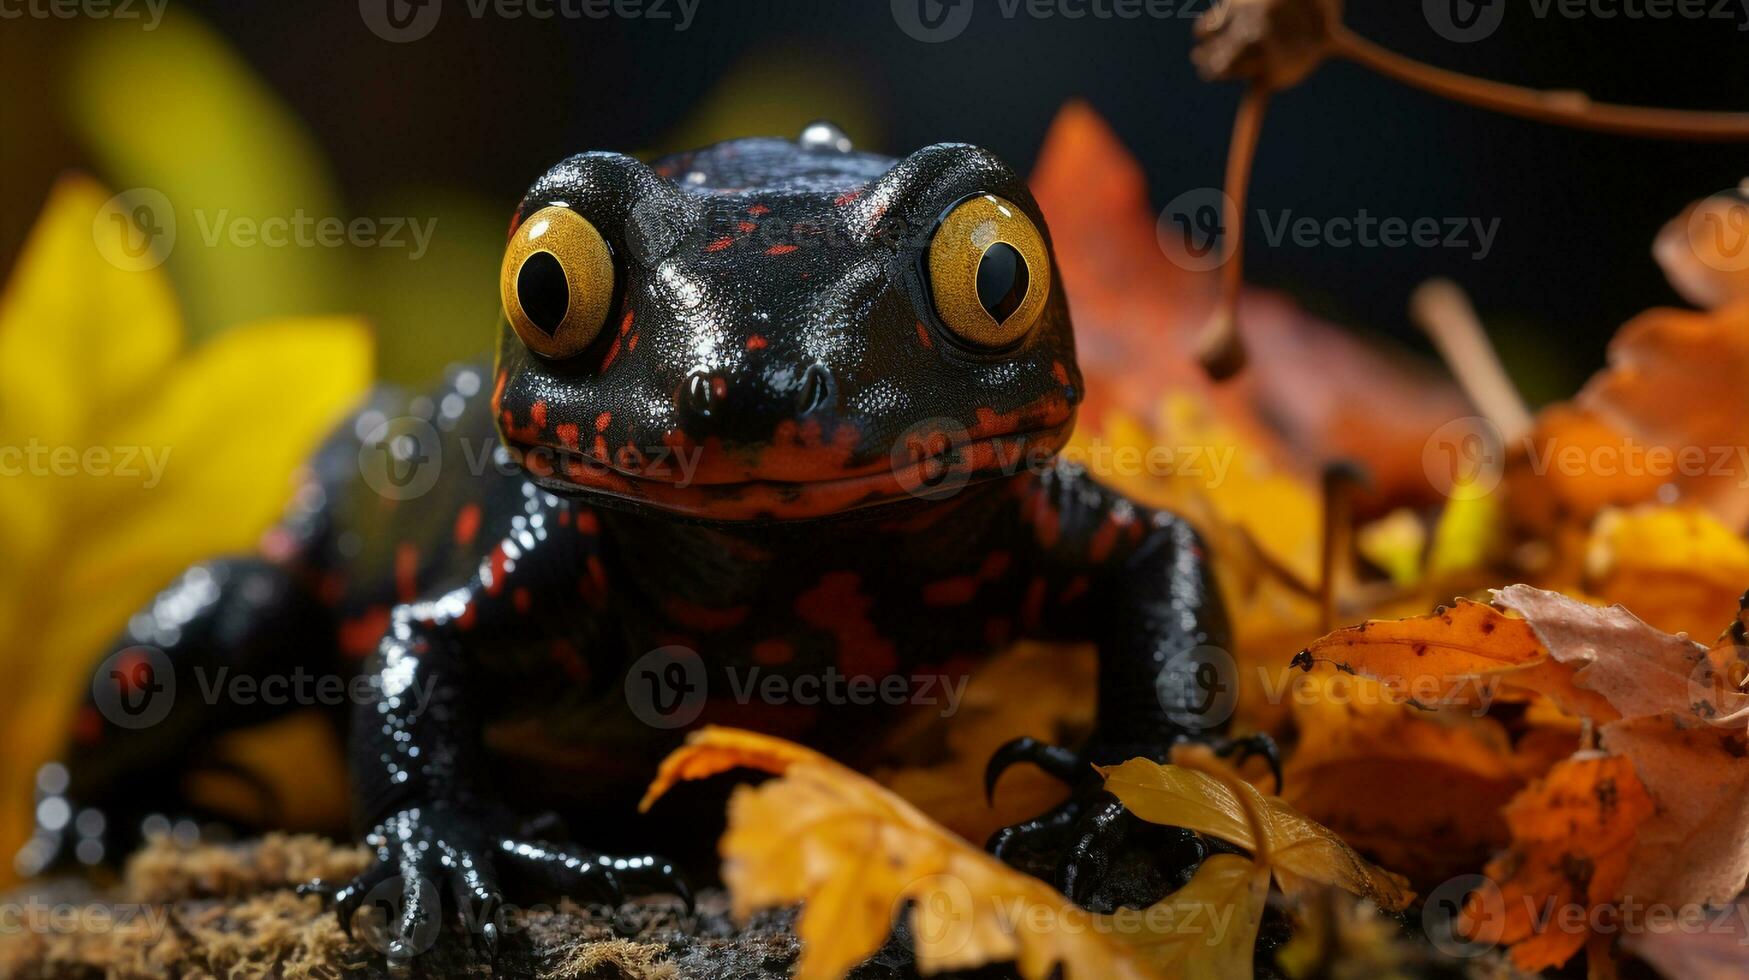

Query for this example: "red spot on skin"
[1022,577,1048,632]
[550,639,590,685]
[915,320,934,349]
[1060,575,1090,605]
[72,706,103,745]
[923,551,1012,606]
[530,400,548,430]
[601,337,622,370]
[748,204,771,216]
[620,309,634,335]
[706,236,735,252]
[711,377,728,400]
[665,597,750,632]
[753,639,794,666]
[582,555,608,606]
[575,510,600,535]
[485,543,511,597]
[595,411,612,432]
[795,572,896,677]
[593,435,610,460]
[765,244,799,256]
[833,190,861,206]
[491,370,508,415]
[454,503,482,546]
[1088,518,1122,565]
[395,542,420,603]
[746,335,768,351]
[555,423,581,451]
[627,333,639,353]
[514,587,532,614]
[1052,360,1070,386]
[737,221,757,233]
[340,606,392,658]
[457,601,478,631]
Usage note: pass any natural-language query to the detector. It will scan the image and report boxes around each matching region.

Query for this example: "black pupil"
[517,251,569,336]
[975,242,1028,325]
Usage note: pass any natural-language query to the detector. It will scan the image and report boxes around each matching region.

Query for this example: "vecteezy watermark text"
[360,0,699,42]
[1426,0,1749,43]
[0,0,166,29]
[0,441,171,489]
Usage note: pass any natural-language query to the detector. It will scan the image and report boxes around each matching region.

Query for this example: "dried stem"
[1318,461,1368,633]
[1330,25,1749,141]
[1196,86,1271,380]
[1411,278,1533,445]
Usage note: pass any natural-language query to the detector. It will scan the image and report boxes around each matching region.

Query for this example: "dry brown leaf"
[1493,584,1749,727]
[1461,753,1654,972]
[1654,188,1749,309]
[1097,757,1413,911]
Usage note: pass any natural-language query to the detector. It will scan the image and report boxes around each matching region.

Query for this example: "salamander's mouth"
[502,418,1074,521]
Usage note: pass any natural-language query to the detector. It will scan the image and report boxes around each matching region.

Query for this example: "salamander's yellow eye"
[500,205,615,359]
[926,194,1050,349]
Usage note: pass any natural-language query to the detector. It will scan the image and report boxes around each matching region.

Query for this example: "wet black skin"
[25,129,1241,964]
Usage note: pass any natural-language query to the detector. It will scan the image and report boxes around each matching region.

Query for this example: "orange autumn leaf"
[1460,753,1654,972]
[648,727,1153,980]
[1031,100,1467,514]
[1654,187,1749,310]
[1506,300,1749,533]
[1282,671,1551,889]
[640,725,831,812]
[1097,756,1413,911]
[1297,596,1619,722]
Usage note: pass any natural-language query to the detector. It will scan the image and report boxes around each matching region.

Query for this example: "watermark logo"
[1157,187,1235,272]
[1157,644,1238,731]
[360,0,442,42]
[893,417,975,502]
[1686,188,1749,274]
[91,646,174,730]
[358,415,444,501]
[1423,416,1507,499]
[902,873,977,959]
[355,874,443,956]
[1423,873,1506,957]
[625,645,708,729]
[1424,0,1505,42]
[892,0,974,42]
[93,188,174,272]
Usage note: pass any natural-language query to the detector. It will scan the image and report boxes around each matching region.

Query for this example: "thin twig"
[1330,25,1749,141]
[1411,278,1533,445]
[1196,86,1271,380]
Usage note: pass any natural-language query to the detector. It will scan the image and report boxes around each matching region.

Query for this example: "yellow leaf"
[1585,505,1749,638]
[652,728,1152,979]
[1097,758,1412,912]
[1100,853,1268,980]
[1355,508,1425,588]
[0,179,371,886]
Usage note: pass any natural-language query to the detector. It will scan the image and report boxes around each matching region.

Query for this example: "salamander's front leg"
[310,517,684,964]
[987,465,1259,911]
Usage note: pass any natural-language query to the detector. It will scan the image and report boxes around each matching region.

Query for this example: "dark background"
[6,0,1747,399]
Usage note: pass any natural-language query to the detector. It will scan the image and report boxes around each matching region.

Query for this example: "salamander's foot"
[306,805,689,964]
[984,735,1211,913]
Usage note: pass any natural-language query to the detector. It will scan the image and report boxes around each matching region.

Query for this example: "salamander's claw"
[984,736,1087,804]
[1211,732,1284,792]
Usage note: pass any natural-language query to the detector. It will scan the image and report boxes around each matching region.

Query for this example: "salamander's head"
[491,124,1080,521]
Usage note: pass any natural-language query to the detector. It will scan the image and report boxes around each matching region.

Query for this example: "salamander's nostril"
[797,363,835,417]
[681,370,724,419]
